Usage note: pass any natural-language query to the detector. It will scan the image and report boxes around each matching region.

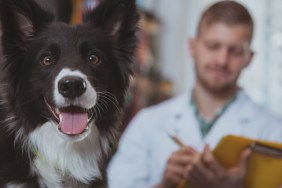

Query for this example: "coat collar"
[171,89,253,118]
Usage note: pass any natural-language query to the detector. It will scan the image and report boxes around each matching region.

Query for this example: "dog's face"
[0,0,139,139]
[32,23,123,139]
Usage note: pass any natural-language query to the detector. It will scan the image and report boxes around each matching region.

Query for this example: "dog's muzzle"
[46,76,95,136]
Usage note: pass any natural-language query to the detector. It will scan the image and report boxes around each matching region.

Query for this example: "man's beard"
[196,73,238,97]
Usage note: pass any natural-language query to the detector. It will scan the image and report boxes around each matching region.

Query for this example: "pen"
[168,130,197,154]
[168,132,186,148]
[168,130,196,188]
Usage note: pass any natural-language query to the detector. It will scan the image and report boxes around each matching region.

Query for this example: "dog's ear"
[84,0,140,44]
[0,0,54,56]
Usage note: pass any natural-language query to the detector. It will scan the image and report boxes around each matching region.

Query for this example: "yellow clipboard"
[213,134,282,188]
[178,135,282,188]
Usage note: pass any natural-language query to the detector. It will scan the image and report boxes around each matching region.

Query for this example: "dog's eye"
[88,54,100,65]
[41,55,54,67]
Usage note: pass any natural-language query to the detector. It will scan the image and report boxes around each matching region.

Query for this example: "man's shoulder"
[238,90,282,124]
[128,92,189,129]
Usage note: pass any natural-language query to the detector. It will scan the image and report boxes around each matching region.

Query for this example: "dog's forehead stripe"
[56,68,87,80]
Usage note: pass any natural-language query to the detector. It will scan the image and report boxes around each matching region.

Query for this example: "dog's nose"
[58,76,87,99]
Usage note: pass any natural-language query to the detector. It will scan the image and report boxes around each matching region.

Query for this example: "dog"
[0,0,139,187]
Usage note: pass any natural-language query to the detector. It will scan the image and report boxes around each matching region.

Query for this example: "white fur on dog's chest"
[33,157,62,188]
[29,121,107,187]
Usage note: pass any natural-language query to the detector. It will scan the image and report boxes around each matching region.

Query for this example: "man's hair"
[197,1,254,41]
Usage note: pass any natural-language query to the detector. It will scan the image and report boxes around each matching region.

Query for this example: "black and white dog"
[0,0,139,187]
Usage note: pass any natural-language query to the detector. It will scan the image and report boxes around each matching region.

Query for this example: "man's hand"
[186,144,251,188]
[154,146,197,188]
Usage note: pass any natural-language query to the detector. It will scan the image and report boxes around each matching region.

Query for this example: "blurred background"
[135,0,282,123]
[136,0,282,119]
[2,0,282,125]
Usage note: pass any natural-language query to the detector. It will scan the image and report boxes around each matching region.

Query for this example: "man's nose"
[216,48,229,66]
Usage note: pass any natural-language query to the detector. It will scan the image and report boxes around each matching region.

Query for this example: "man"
[108,1,282,188]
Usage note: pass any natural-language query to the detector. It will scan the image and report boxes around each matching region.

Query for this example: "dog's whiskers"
[96,104,103,120]
[40,113,53,123]
[93,106,101,121]
[97,91,121,114]
[98,98,109,112]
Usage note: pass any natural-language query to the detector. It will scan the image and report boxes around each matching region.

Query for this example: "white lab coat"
[108,90,282,188]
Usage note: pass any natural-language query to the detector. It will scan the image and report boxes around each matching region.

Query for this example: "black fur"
[0,0,139,187]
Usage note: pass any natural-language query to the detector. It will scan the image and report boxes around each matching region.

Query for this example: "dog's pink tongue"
[59,112,88,135]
